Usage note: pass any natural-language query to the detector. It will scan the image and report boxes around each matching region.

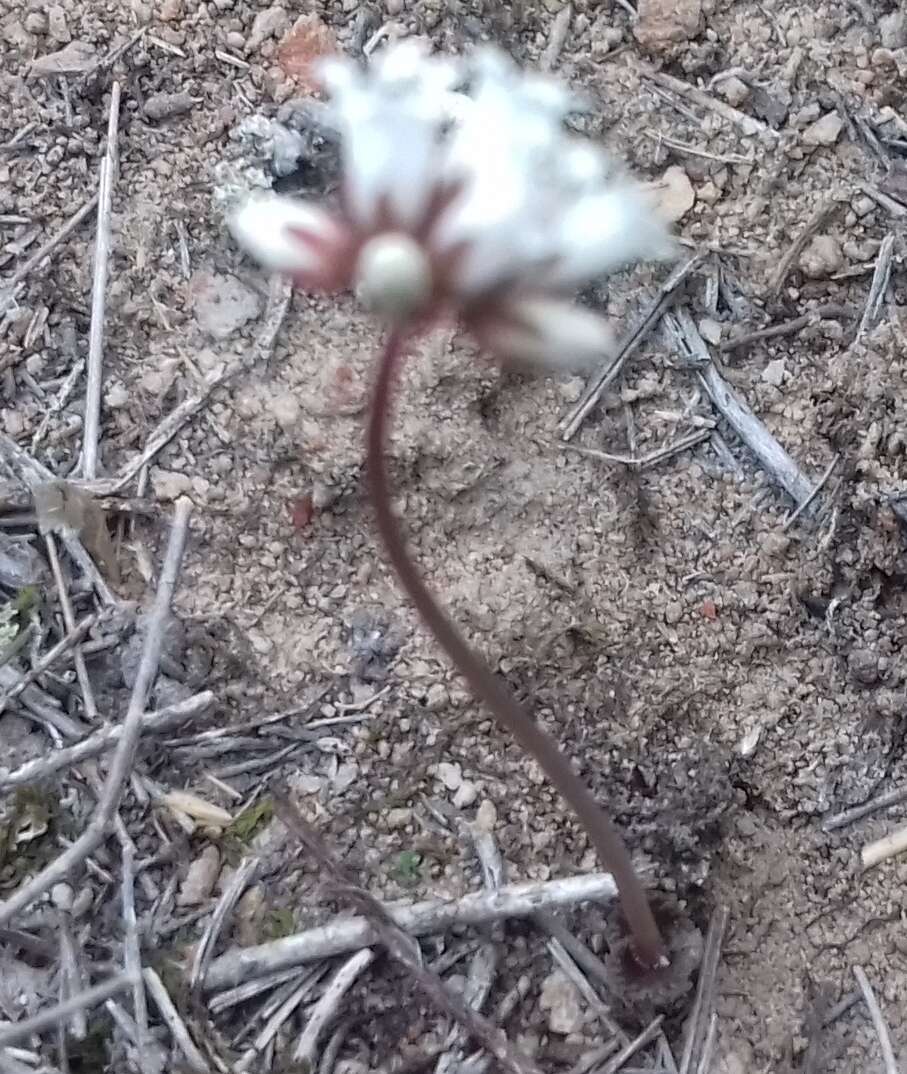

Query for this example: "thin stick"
[667,312,815,506]
[853,966,901,1074]
[857,233,895,338]
[122,845,152,1074]
[368,329,666,970]
[0,690,214,791]
[58,911,87,1039]
[679,906,728,1074]
[208,966,307,1015]
[1,194,100,306]
[97,274,292,495]
[0,610,100,716]
[142,968,211,1074]
[719,304,854,352]
[235,972,320,1072]
[0,498,192,924]
[292,949,375,1065]
[858,182,907,220]
[560,428,711,470]
[272,795,543,1074]
[646,70,771,138]
[767,197,840,298]
[824,785,907,831]
[190,856,259,991]
[782,453,841,531]
[694,1013,718,1074]
[600,1016,664,1074]
[83,81,121,481]
[0,973,136,1047]
[44,533,97,720]
[205,870,619,991]
[559,254,704,440]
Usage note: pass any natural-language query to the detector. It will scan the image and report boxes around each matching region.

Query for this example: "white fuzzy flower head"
[228,43,675,368]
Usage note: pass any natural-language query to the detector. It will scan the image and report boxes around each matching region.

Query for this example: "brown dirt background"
[3,0,907,1070]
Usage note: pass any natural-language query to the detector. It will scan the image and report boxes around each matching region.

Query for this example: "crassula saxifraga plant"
[229,43,674,970]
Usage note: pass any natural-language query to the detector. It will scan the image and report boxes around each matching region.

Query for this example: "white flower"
[228,43,675,370]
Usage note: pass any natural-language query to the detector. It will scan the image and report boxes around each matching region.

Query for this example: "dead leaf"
[33,481,121,586]
[161,790,233,828]
[28,41,98,78]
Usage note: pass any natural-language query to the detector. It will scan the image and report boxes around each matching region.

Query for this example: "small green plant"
[227,797,274,843]
[264,907,296,940]
[391,849,423,886]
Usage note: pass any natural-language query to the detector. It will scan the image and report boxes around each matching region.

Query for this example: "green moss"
[264,907,296,940]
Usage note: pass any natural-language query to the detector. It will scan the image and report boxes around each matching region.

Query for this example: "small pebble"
[454,781,478,809]
[474,798,497,831]
[802,111,843,147]
[425,683,449,711]
[436,761,462,791]
[655,164,695,222]
[799,234,843,278]
[761,359,785,387]
[386,807,411,829]
[634,0,701,50]
[178,845,221,906]
[539,971,583,1034]
[24,12,48,33]
[717,75,749,107]
[51,883,73,911]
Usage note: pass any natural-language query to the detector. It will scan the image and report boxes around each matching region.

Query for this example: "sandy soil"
[2,0,907,1070]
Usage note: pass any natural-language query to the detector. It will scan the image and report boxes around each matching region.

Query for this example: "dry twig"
[1,195,100,313]
[861,824,907,870]
[272,794,543,1074]
[679,905,728,1074]
[0,973,137,1047]
[122,845,152,1074]
[600,1016,664,1074]
[204,869,619,991]
[719,304,854,352]
[83,81,121,480]
[292,949,375,1066]
[646,70,772,138]
[559,254,704,441]
[767,197,840,297]
[190,856,259,991]
[95,274,292,495]
[44,532,97,720]
[0,499,192,924]
[666,311,815,507]
[560,429,711,470]
[782,453,841,531]
[0,610,101,716]
[0,690,214,791]
[857,233,895,338]
[143,968,211,1074]
[853,966,900,1074]
[824,785,907,832]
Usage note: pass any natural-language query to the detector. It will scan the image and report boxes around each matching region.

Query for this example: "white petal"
[473,298,615,371]
[550,186,676,286]
[320,44,460,230]
[228,193,340,274]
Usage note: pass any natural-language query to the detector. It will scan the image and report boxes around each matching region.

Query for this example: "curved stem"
[366,329,668,970]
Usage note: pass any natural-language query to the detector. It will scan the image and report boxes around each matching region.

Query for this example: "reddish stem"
[366,328,668,970]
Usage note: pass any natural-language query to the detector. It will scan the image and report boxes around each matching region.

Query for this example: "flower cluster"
[229,43,674,370]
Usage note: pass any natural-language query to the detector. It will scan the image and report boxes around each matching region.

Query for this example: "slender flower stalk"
[228,43,675,969]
